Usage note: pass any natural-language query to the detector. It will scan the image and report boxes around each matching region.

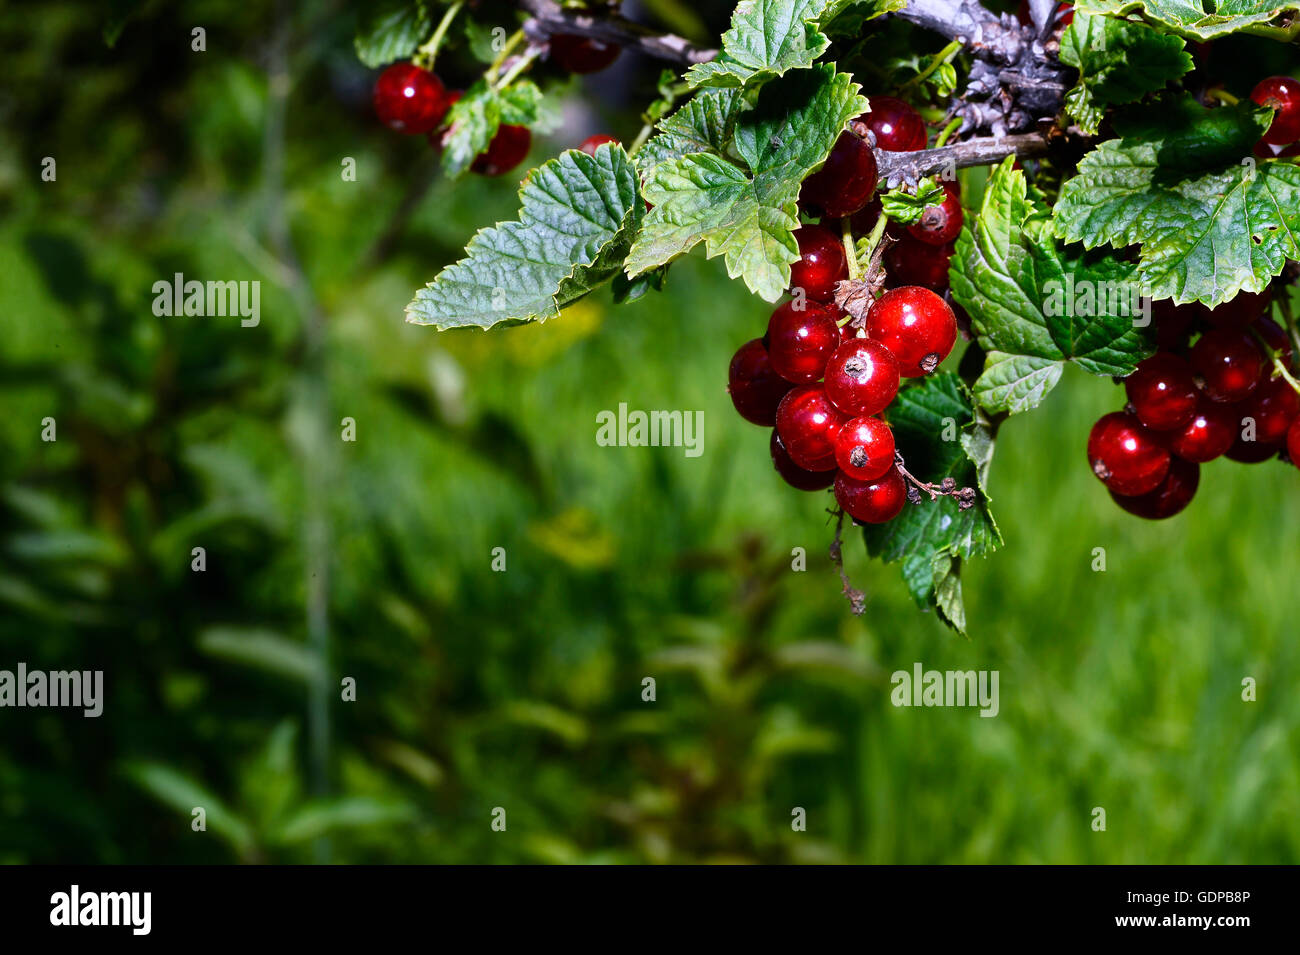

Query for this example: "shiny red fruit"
[886,237,953,291]
[865,286,957,377]
[834,416,896,481]
[728,338,793,426]
[835,467,907,524]
[1224,434,1280,462]
[789,225,848,303]
[373,63,450,134]
[800,130,879,218]
[905,181,963,246]
[1110,457,1198,520]
[1257,315,1296,369]
[1087,411,1171,496]
[861,97,927,152]
[823,338,900,416]
[766,301,842,383]
[578,134,619,156]
[1164,399,1236,462]
[1235,376,1300,445]
[1124,352,1198,431]
[770,431,835,491]
[1288,415,1300,468]
[471,124,532,176]
[1189,327,1265,402]
[1202,289,1270,328]
[1250,75,1300,146]
[775,385,846,471]
[1151,300,1199,351]
[550,33,621,74]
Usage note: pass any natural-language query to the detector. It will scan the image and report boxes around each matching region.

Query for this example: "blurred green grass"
[0,0,1296,864]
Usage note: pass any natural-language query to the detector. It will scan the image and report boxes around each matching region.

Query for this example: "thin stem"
[934,116,962,149]
[1205,88,1240,106]
[895,452,977,509]
[414,1,464,70]
[858,212,889,268]
[829,508,866,616]
[1251,326,1300,396]
[489,27,526,79]
[899,38,962,92]
[1278,290,1300,361]
[841,217,861,283]
[492,46,539,91]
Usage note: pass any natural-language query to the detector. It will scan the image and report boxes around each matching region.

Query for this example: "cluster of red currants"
[370,34,622,176]
[1089,293,1300,519]
[1250,75,1300,154]
[727,98,962,524]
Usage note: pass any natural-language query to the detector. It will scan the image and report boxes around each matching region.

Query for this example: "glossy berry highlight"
[775,385,846,471]
[799,130,878,218]
[766,301,842,384]
[789,225,848,303]
[1189,328,1265,403]
[905,181,962,246]
[1109,457,1199,520]
[1164,399,1236,463]
[373,63,450,134]
[823,338,900,417]
[834,416,896,481]
[770,431,835,491]
[1124,352,1198,431]
[860,97,927,152]
[728,338,792,426]
[1250,75,1300,146]
[865,286,957,377]
[1087,411,1171,496]
[835,467,908,524]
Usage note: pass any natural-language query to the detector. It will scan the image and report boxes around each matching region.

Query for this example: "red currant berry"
[1257,315,1296,369]
[1251,75,1300,146]
[799,130,878,218]
[1151,300,1199,351]
[775,385,846,471]
[471,124,532,176]
[1203,288,1270,328]
[550,34,621,74]
[1087,411,1171,496]
[789,225,848,303]
[1110,457,1198,520]
[1189,327,1265,402]
[1287,415,1300,468]
[834,416,896,481]
[766,301,842,383]
[1224,432,1280,463]
[373,63,450,134]
[728,338,793,426]
[578,134,619,156]
[1124,352,1198,431]
[1164,398,1236,462]
[835,466,907,524]
[885,237,953,291]
[1235,376,1300,445]
[905,181,963,246]
[861,97,927,152]
[823,338,900,416]
[770,431,835,491]
[865,286,957,377]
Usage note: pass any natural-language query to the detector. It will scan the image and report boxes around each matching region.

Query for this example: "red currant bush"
[1087,411,1171,496]
[1251,75,1300,146]
[373,63,450,134]
[766,300,842,383]
[834,467,908,524]
[865,286,957,377]
[550,34,621,74]
[728,338,793,426]
[775,385,846,471]
[834,416,896,481]
[823,338,900,416]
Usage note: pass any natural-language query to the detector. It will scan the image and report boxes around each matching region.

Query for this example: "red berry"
[775,385,846,471]
[728,338,793,426]
[835,467,907,524]
[373,63,450,134]
[1087,411,1171,496]
[1224,433,1279,463]
[905,181,963,246]
[861,97,927,152]
[578,134,619,156]
[800,130,878,218]
[865,286,958,377]
[770,431,834,491]
[550,33,621,74]
[1256,315,1296,369]
[1151,300,1198,351]
[886,237,953,291]
[1164,398,1236,462]
[1124,352,1198,431]
[1203,289,1270,328]
[471,124,532,176]
[834,416,896,481]
[823,338,900,416]
[1189,327,1265,402]
[1250,75,1300,146]
[1288,415,1300,468]
[766,301,842,383]
[789,225,848,303]
[1110,457,1198,520]
[1235,376,1300,445]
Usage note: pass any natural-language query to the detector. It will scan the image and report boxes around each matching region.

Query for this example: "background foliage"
[0,0,1297,864]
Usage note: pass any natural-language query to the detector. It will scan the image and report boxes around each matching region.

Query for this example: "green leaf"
[820,0,906,37]
[951,158,1153,414]
[861,372,1001,633]
[686,0,832,89]
[636,88,749,178]
[879,178,946,226]
[197,627,325,684]
[462,17,502,64]
[440,79,542,178]
[127,763,255,857]
[1053,97,1300,306]
[1059,12,1193,135]
[354,1,431,69]
[627,65,865,301]
[408,144,643,330]
[1072,0,1300,41]
[273,797,413,844]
